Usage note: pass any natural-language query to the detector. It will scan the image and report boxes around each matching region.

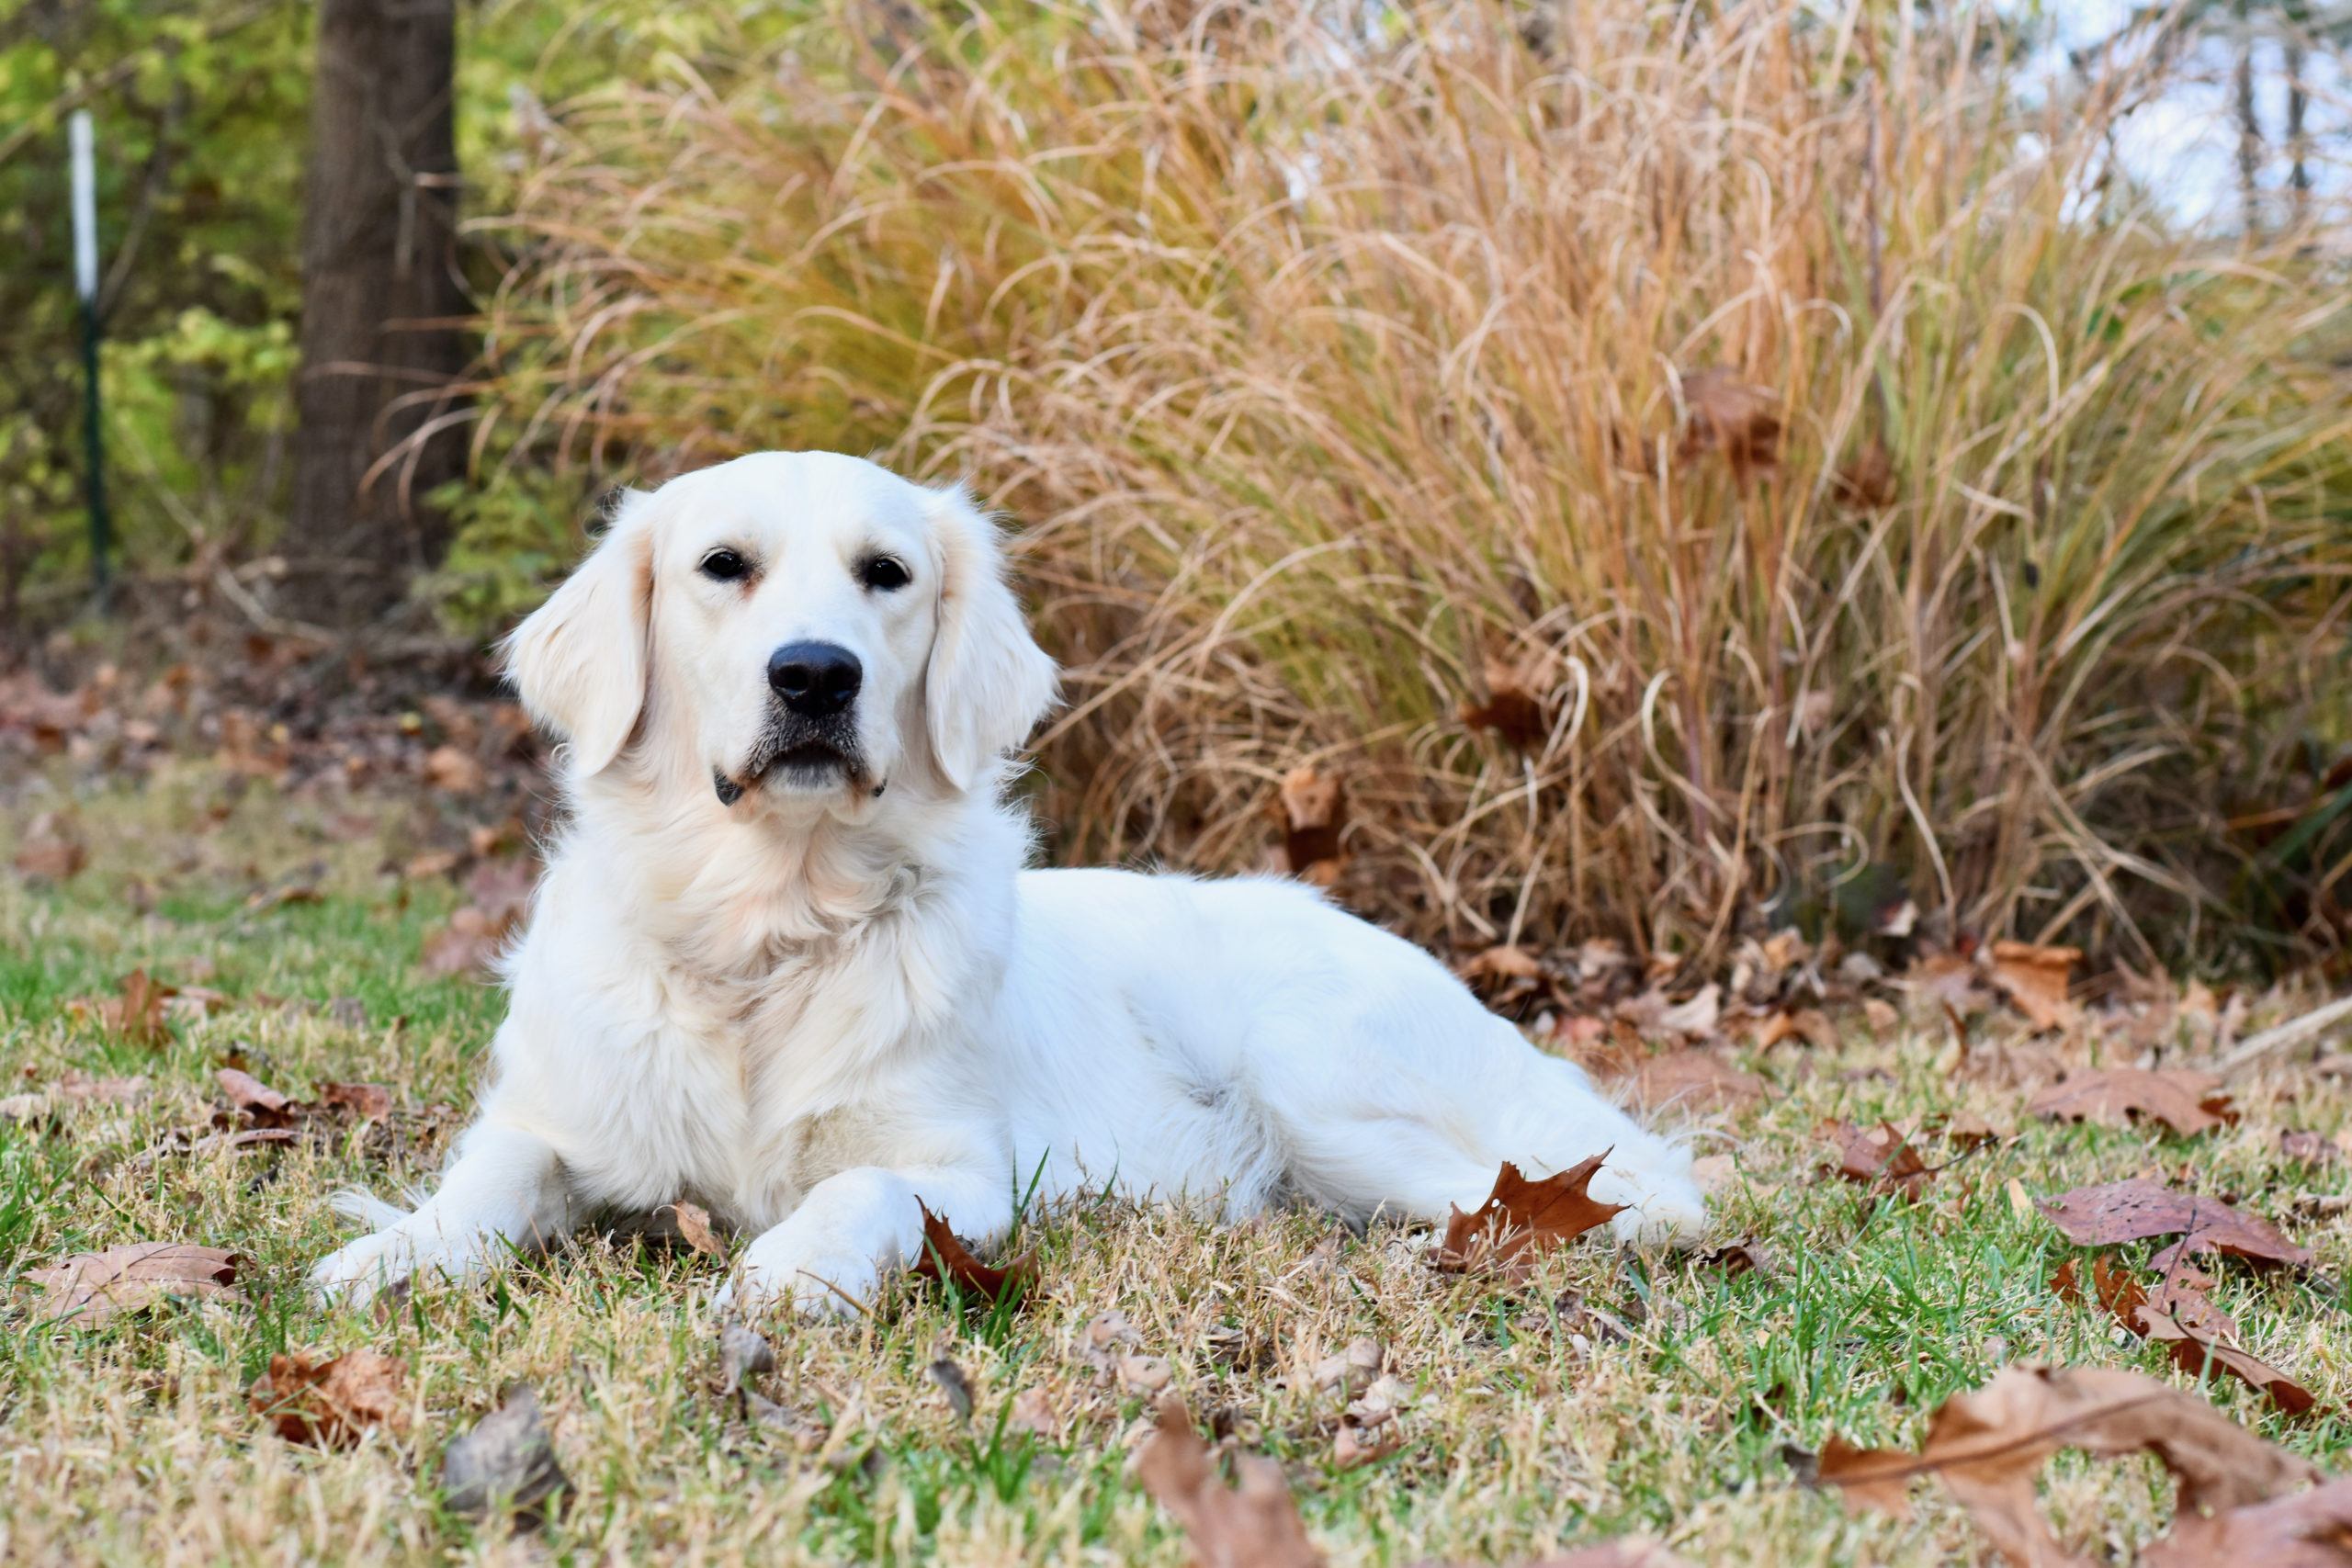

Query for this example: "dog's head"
[503,452,1058,811]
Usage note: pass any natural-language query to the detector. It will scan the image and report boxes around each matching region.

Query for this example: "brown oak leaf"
[251,1348,410,1448]
[1622,1050,1769,1116]
[2028,1068,2236,1138]
[1816,1364,2317,1565]
[909,1200,1033,1303]
[1430,1156,1625,1280]
[1460,649,1555,750]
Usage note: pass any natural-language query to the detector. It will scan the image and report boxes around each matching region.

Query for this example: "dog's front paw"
[729,1236,885,1321]
[310,1228,418,1310]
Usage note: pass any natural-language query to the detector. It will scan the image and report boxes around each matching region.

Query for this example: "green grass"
[4,762,2350,1564]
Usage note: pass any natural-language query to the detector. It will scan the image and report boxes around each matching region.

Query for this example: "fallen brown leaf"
[2278,1129,2337,1166]
[425,743,486,794]
[441,1382,569,1523]
[718,1322,775,1397]
[1816,1364,2317,1565]
[2028,1068,2236,1138]
[25,1242,243,1327]
[1692,1238,1775,1277]
[1623,1049,1769,1115]
[1136,1395,1323,1568]
[1459,944,1545,984]
[13,813,88,880]
[2141,1472,2352,1566]
[909,1200,1033,1303]
[218,1066,297,1129]
[1273,764,1347,886]
[1821,1120,1935,1202]
[315,1081,392,1121]
[251,1348,409,1449]
[666,1201,724,1258]
[83,969,175,1048]
[2036,1179,2312,1269]
[1831,438,1897,510]
[1988,940,2081,1032]
[1430,1156,1625,1280]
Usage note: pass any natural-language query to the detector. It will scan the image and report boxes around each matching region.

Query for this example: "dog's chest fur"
[503,786,1014,1234]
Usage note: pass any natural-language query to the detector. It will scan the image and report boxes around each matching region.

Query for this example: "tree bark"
[285,0,467,625]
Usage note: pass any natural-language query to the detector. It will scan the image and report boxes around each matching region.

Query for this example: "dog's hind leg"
[309,1122,572,1308]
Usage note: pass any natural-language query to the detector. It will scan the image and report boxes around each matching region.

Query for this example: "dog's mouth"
[717,725,873,805]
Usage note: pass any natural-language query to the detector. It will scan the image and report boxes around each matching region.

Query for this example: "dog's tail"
[328,1187,419,1233]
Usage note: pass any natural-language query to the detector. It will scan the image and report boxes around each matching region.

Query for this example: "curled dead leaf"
[1988,940,2081,1032]
[1820,1120,1936,1202]
[1273,764,1348,886]
[1136,1395,1323,1568]
[664,1201,724,1258]
[1675,367,1781,473]
[441,1382,569,1522]
[909,1200,1033,1304]
[1460,647,1555,750]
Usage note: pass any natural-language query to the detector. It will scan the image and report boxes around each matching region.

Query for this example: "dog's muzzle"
[717,641,872,805]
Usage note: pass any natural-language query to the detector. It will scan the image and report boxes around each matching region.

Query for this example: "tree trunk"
[284,0,466,626]
[2233,3,2260,238]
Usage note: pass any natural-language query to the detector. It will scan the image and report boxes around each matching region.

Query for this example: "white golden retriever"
[311,451,1703,1313]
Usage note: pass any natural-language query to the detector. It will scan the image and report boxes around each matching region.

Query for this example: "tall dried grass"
[474,0,2352,969]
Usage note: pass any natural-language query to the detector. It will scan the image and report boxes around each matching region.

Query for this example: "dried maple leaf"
[2036,1179,2312,1269]
[25,1242,243,1327]
[1675,367,1781,473]
[252,1348,409,1448]
[1622,1050,1769,1115]
[1138,1395,1324,1568]
[1817,1364,2317,1565]
[1430,1156,1625,1280]
[2028,1068,2236,1138]
[1273,764,1347,886]
[1820,1120,1935,1201]
[909,1200,1033,1303]
[1988,940,2081,1032]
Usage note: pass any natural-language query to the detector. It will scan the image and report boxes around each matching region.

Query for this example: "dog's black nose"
[767,641,863,717]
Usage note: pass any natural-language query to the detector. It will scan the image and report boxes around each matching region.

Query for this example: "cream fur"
[310,450,1705,1314]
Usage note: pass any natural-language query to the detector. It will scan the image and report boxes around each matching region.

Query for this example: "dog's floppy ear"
[501,489,659,776]
[922,487,1058,793]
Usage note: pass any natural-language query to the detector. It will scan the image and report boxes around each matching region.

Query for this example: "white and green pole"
[70,108,110,605]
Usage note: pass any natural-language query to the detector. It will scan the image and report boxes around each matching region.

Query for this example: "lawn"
[3,761,2348,1566]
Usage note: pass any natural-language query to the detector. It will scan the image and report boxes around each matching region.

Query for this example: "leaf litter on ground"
[909,1199,1034,1303]
[2029,1069,2238,1138]
[441,1382,570,1524]
[250,1348,409,1449]
[1814,1364,2348,1566]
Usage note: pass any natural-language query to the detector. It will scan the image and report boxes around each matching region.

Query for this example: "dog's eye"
[860,555,911,592]
[700,548,750,582]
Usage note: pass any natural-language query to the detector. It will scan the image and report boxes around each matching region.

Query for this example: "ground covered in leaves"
[6,758,2352,1566]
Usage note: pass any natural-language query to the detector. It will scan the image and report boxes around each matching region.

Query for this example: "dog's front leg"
[724,1165,1012,1319]
[310,1121,572,1308]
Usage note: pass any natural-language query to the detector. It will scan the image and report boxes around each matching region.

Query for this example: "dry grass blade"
[24,1243,243,1327]
[471,0,2352,971]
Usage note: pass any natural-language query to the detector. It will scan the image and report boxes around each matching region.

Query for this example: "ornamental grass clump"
[474,0,2352,969]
